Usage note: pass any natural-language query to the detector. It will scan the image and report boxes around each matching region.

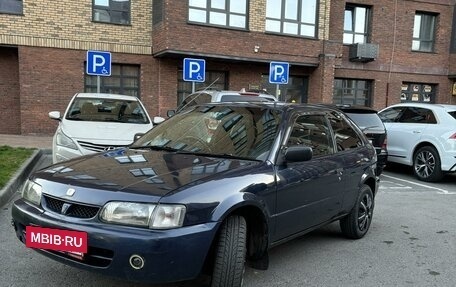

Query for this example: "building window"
[188,0,248,29]
[177,70,228,106]
[0,0,22,14]
[261,75,309,103]
[343,5,370,44]
[400,83,436,103]
[333,79,372,106]
[93,0,131,25]
[265,0,317,38]
[412,12,436,52]
[84,64,140,98]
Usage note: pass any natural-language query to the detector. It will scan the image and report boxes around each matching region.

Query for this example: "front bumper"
[11,199,219,284]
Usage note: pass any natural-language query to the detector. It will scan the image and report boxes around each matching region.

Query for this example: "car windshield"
[133,105,282,160]
[65,97,150,124]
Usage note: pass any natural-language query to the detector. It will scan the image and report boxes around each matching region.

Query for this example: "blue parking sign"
[86,50,111,76]
[183,58,205,82]
[269,61,289,84]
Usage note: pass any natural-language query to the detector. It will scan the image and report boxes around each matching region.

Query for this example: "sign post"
[86,50,112,93]
[269,61,289,101]
[183,58,206,93]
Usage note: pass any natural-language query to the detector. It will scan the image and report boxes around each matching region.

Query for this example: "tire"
[413,146,443,182]
[340,185,374,239]
[211,216,247,287]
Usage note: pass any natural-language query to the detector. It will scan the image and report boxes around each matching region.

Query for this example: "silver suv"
[170,89,278,116]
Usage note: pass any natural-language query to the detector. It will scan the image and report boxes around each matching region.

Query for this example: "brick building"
[1,0,455,135]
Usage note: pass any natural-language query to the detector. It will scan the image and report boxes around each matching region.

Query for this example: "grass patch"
[0,145,35,189]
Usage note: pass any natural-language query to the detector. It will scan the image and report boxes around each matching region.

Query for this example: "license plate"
[26,226,88,254]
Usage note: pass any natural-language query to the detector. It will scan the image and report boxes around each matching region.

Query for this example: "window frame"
[188,0,249,30]
[333,78,373,107]
[84,63,141,98]
[400,83,436,103]
[92,0,131,25]
[343,4,371,44]
[0,0,23,15]
[412,12,437,52]
[287,114,334,157]
[265,0,318,38]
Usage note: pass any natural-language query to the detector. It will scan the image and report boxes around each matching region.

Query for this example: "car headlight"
[56,130,78,150]
[21,180,42,206]
[99,202,186,229]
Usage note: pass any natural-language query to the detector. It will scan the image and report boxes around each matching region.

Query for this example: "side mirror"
[133,133,144,142]
[167,110,176,117]
[49,111,61,121]
[153,116,165,125]
[284,146,313,162]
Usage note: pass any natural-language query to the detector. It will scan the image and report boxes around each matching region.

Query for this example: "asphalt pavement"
[0,134,53,207]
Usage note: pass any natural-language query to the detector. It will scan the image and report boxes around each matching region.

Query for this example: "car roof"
[383,102,456,112]
[191,89,278,101]
[317,104,378,114]
[74,93,140,101]
[194,101,341,114]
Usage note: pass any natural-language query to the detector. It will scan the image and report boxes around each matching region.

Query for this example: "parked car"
[12,102,378,286]
[333,105,387,175]
[168,88,278,116]
[49,93,164,163]
[378,103,456,182]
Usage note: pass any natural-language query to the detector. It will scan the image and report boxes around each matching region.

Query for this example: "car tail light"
[381,137,387,151]
[449,133,456,139]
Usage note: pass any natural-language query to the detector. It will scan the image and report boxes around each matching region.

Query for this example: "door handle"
[413,131,421,134]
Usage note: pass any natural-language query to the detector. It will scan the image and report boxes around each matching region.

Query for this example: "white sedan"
[49,93,164,163]
[378,103,456,182]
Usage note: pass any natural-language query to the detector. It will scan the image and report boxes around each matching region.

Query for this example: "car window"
[449,111,456,120]
[345,112,384,130]
[328,112,364,151]
[287,115,333,157]
[398,107,436,124]
[66,98,149,124]
[378,107,403,122]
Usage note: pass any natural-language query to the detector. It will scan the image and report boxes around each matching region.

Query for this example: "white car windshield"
[133,105,281,160]
[65,98,150,124]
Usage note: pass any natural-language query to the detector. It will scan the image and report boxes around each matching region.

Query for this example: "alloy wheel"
[414,150,435,179]
[358,193,373,231]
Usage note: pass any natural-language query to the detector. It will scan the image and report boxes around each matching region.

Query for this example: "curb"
[0,149,48,208]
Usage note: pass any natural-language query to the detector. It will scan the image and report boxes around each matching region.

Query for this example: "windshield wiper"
[130,145,179,152]
[361,125,380,132]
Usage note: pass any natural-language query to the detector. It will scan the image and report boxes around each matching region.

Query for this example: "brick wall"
[0,0,152,54]
[18,46,159,135]
[0,47,20,134]
[331,0,455,106]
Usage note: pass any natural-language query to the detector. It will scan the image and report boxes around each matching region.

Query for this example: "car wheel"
[340,185,374,239]
[413,146,443,182]
[211,215,247,287]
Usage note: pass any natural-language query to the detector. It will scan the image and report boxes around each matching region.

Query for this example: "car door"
[273,112,345,241]
[380,106,432,165]
[327,111,373,211]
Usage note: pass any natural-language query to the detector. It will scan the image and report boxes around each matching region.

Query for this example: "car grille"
[77,140,126,152]
[48,246,114,267]
[43,195,100,219]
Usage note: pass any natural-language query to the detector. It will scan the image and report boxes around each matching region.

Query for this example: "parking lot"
[1,161,454,287]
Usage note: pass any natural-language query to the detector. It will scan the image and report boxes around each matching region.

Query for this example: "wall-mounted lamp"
[254,45,260,53]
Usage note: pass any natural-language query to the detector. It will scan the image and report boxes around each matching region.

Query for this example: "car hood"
[60,120,152,143]
[34,148,260,198]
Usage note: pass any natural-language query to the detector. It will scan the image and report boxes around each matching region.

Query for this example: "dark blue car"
[12,102,379,286]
